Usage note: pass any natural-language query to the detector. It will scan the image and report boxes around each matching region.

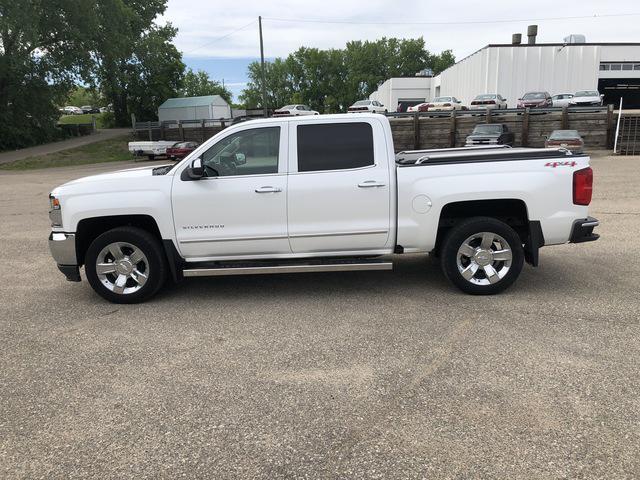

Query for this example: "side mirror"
[600,94,604,98]
[234,152,246,165]
[186,157,204,180]
[517,98,522,101]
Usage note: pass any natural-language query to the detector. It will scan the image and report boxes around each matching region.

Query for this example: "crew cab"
[48,114,599,303]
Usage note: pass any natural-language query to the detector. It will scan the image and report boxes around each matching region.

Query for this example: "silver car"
[570,90,603,107]
[551,93,574,107]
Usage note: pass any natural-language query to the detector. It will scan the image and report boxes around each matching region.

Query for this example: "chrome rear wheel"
[456,232,513,286]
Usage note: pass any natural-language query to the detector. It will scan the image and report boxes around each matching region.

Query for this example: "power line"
[182,19,257,55]
[263,12,640,27]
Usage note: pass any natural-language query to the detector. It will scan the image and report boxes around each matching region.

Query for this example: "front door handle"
[358,180,386,188]
[255,186,282,193]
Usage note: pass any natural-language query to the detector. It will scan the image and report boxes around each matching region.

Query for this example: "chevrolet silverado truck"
[48,114,599,303]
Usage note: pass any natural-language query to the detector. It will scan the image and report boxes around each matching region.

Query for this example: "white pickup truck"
[48,114,599,303]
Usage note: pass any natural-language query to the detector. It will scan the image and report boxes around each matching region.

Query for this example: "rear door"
[287,118,392,254]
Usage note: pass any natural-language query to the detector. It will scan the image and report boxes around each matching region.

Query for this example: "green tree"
[240,37,455,113]
[180,69,232,103]
[90,1,184,126]
[0,0,96,149]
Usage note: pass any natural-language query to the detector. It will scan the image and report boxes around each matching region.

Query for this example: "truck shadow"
[160,254,578,304]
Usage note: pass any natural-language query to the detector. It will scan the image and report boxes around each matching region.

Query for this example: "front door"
[172,125,290,260]
[287,119,392,254]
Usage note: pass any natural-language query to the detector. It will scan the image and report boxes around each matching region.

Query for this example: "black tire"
[148,154,155,161]
[440,217,524,295]
[85,227,167,304]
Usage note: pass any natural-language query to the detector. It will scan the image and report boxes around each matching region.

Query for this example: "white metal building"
[158,95,231,122]
[369,77,433,113]
[370,38,640,110]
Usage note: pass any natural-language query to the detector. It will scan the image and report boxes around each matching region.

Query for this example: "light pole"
[259,16,268,117]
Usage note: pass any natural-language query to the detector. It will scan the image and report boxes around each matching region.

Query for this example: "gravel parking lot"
[1,154,639,479]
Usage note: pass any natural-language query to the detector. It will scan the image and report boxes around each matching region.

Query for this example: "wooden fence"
[134,106,615,152]
[389,106,615,151]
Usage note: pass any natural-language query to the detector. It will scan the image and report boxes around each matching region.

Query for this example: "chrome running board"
[183,261,393,277]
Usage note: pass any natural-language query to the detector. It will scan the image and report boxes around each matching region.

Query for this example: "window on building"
[297,123,374,172]
[599,64,609,71]
[622,64,633,71]
[635,64,640,70]
[611,64,622,71]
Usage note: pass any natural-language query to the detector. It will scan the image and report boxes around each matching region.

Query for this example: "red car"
[166,142,199,160]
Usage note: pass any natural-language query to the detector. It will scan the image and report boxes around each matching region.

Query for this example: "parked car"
[166,142,199,160]
[545,130,584,153]
[348,100,386,113]
[397,100,425,113]
[428,96,465,111]
[61,106,83,115]
[470,94,507,110]
[551,93,574,107]
[569,90,603,107]
[48,113,598,303]
[273,104,319,116]
[407,102,430,113]
[465,124,514,146]
[99,105,113,113]
[81,105,100,114]
[517,92,552,108]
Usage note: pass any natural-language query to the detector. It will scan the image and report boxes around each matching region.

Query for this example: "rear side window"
[297,122,374,172]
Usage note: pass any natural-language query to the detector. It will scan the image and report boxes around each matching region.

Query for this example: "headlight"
[49,194,62,227]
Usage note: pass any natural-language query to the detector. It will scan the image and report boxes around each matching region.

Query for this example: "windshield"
[473,125,503,135]
[574,91,599,97]
[434,97,452,102]
[475,94,496,100]
[549,130,580,139]
[353,100,371,106]
[523,92,546,100]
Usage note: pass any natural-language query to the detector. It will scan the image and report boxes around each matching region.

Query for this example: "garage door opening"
[599,79,640,109]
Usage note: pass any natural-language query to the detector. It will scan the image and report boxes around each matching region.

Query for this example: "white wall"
[369,44,640,110]
[369,77,432,112]
[434,44,602,107]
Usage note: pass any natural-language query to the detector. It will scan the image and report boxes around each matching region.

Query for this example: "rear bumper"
[569,217,600,243]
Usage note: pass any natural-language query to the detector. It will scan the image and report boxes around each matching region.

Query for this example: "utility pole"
[258,16,268,117]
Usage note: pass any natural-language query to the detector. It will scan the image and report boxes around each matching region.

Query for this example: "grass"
[58,112,112,128]
[0,135,132,171]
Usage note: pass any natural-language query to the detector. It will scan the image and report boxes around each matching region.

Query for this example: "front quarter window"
[201,127,280,177]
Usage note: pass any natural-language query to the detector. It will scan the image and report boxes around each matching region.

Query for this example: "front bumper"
[49,232,81,281]
[569,217,600,243]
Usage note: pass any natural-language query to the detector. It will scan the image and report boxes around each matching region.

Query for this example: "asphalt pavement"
[0,154,639,479]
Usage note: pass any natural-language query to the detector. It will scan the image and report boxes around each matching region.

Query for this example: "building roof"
[159,95,227,109]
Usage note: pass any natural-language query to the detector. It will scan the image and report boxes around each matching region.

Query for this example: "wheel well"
[75,215,162,266]
[435,199,529,253]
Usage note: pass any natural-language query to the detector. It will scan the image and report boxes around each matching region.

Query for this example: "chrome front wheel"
[85,227,167,304]
[96,242,149,294]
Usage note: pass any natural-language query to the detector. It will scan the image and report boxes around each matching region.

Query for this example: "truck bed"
[396,145,579,165]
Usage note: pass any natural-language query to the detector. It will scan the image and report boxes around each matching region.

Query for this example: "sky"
[161,0,640,101]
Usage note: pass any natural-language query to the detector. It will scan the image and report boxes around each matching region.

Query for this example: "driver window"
[201,127,280,177]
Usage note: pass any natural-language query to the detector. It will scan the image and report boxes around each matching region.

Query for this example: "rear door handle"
[255,186,282,193]
[358,180,386,188]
